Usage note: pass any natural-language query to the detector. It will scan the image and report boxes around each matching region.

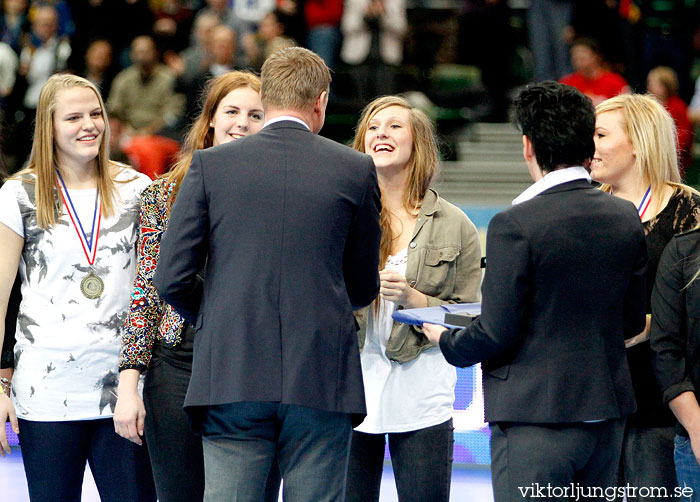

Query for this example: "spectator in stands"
[631,0,700,101]
[12,5,70,168]
[304,0,342,69]
[115,70,281,502]
[165,12,220,88]
[30,0,74,39]
[68,0,154,71]
[0,40,17,105]
[685,73,700,127]
[0,0,29,54]
[82,38,117,101]
[151,0,194,55]
[241,8,296,72]
[192,0,237,48]
[527,0,573,81]
[647,66,694,174]
[345,95,482,502]
[185,25,241,121]
[458,0,514,122]
[340,0,407,102]
[228,0,275,46]
[560,37,629,106]
[107,35,184,138]
[568,0,625,74]
[592,93,700,501]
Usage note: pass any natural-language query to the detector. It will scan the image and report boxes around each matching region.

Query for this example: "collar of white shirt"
[263,116,310,130]
[512,166,591,206]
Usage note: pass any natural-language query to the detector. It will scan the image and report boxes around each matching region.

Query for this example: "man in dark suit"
[424,81,647,501]
[154,47,381,501]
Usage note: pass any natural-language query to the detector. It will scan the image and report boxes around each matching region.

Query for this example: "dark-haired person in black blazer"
[153,47,381,502]
[424,81,648,501]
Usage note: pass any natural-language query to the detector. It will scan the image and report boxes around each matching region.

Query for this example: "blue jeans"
[201,401,352,502]
[527,0,573,81]
[306,26,341,71]
[675,434,700,501]
[345,419,454,502]
[18,417,156,502]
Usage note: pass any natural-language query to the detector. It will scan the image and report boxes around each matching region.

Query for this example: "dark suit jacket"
[154,120,381,423]
[440,179,647,423]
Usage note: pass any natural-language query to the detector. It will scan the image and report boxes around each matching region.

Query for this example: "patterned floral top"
[119,177,186,371]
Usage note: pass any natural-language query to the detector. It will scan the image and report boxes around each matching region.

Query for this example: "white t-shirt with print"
[0,167,150,421]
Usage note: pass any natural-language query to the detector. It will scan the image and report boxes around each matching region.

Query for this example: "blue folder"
[391,303,482,329]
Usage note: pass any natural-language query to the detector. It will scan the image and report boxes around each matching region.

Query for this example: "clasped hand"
[379,269,426,309]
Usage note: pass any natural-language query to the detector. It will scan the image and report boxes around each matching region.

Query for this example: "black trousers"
[345,419,454,502]
[143,354,205,502]
[489,418,626,502]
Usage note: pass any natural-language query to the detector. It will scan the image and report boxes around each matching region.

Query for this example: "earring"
[209,121,213,128]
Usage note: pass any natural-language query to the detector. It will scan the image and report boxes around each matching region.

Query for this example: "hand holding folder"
[391,302,481,329]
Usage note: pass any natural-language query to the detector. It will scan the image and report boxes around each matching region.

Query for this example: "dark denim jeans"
[675,434,700,502]
[619,425,679,501]
[143,354,205,502]
[345,418,454,502]
[18,417,156,502]
[201,401,351,502]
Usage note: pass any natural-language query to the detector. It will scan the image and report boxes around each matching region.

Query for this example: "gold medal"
[80,272,104,299]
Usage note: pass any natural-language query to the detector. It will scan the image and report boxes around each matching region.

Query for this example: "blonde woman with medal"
[592,93,700,500]
[0,74,156,502]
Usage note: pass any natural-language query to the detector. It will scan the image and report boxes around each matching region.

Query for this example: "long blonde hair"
[595,93,691,214]
[165,71,261,211]
[352,95,440,272]
[13,74,118,229]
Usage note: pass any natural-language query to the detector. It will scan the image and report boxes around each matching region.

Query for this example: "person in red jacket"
[647,65,694,176]
[560,37,630,106]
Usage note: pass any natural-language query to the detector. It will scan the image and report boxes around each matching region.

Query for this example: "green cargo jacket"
[354,189,482,363]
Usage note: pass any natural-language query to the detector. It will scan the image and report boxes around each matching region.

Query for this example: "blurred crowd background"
[2,0,700,182]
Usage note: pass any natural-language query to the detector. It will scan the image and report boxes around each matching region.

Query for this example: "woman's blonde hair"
[165,71,261,211]
[595,93,688,213]
[352,95,440,272]
[14,73,117,229]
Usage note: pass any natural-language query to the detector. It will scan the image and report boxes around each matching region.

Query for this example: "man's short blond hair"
[261,47,331,111]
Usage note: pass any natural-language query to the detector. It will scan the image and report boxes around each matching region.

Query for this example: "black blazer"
[440,180,647,423]
[154,120,381,423]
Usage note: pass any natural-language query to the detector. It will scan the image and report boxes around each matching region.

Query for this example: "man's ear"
[314,90,329,114]
[522,135,535,162]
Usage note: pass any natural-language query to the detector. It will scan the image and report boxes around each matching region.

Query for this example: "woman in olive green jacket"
[344,95,482,502]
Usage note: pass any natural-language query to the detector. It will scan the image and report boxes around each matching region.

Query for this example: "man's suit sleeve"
[343,156,381,310]
[439,210,530,367]
[153,152,209,325]
[622,227,647,340]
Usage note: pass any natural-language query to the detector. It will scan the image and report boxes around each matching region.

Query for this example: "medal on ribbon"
[637,185,652,219]
[56,170,104,299]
